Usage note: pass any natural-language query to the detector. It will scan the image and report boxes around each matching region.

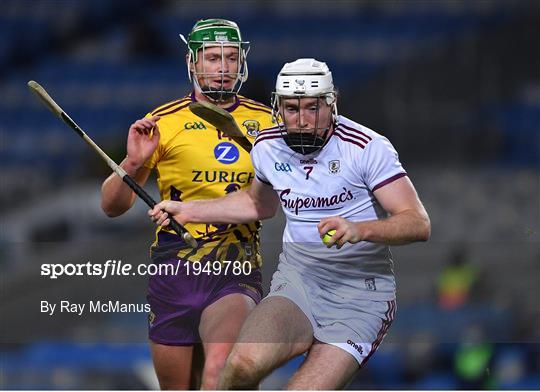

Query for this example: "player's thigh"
[150,341,194,390]
[199,293,256,385]
[286,340,360,390]
[232,296,314,373]
[199,292,256,343]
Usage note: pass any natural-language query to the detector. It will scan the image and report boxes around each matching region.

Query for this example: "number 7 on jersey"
[303,166,313,180]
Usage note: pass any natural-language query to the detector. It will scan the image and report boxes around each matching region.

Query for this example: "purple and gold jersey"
[144,92,274,265]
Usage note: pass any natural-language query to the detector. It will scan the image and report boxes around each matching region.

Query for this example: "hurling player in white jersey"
[149,58,431,389]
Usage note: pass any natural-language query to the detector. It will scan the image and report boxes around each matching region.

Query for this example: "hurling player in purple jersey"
[101,19,274,389]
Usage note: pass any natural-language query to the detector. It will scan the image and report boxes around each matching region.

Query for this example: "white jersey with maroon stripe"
[251,115,406,300]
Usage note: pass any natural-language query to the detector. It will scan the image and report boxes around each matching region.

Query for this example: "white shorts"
[266,261,396,365]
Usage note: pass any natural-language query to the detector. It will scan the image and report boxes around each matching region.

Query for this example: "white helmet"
[272,58,337,155]
[275,58,335,99]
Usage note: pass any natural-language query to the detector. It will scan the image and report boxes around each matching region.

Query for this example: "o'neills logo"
[279,187,354,215]
[347,340,363,355]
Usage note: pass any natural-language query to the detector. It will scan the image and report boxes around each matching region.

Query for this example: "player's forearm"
[183,190,269,224]
[100,158,140,217]
[355,209,430,245]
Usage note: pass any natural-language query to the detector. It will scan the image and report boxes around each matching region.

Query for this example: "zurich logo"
[214,142,240,164]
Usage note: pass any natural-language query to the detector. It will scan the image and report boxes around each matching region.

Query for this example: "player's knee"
[228,351,255,377]
[224,351,259,385]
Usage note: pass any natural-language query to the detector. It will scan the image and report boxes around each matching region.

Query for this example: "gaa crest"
[329,160,340,174]
[365,278,377,291]
[242,120,260,138]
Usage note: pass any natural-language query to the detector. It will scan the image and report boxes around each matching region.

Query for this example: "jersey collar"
[190,91,241,112]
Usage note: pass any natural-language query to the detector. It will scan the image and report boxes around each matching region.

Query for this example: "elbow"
[101,201,122,218]
[419,226,431,242]
[256,204,278,221]
[101,184,120,217]
[247,189,279,221]
[258,208,276,221]
[100,184,132,218]
[101,196,130,218]
[419,215,431,242]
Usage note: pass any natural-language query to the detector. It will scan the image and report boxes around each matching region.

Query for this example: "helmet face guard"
[181,19,249,103]
[272,94,335,155]
[271,59,337,155]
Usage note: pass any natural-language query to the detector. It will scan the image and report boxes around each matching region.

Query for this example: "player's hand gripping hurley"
[27,80,197,248]
[189,101,252,153]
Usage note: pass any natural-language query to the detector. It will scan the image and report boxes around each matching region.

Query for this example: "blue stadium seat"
[415,372,458,389]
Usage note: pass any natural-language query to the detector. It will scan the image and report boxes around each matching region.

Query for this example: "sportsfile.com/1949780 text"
[40,259,252,279]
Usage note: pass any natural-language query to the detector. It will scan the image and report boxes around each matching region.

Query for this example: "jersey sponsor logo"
[192,170,254,184]
[242,120,260,138]
[329,160,340,174]
[279,187,354,215]
[184,121,207,130]
[347,340,364,355]
[274,162,292,172]
[214,142,240,164]
[300,158,318,165]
